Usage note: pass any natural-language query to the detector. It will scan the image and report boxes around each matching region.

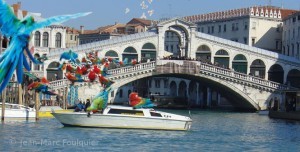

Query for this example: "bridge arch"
[164,24,190,58]
[122,46,138,62]
[141,42,156,62]
[232,54,248,74]
[110,72,259,111]
[169,81,177,96]
[287,69,300,88]
[250,59,266,78]
[196,44,211,62]
[164,30,181,57]
[178,80,187,98]
[47,61,62,81]
[268,64,284,84]
[214,49,230,68]
[105,50,119,60]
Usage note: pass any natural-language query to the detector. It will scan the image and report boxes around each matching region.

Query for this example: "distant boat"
[258,110,269,115]
[269,110,300,121]
[52,105,192,131]
[0,102,35,120]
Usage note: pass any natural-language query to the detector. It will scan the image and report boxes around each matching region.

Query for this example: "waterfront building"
[79,18,153,45]
[79,23,125,45]
[183,6,298,54]
[65,27,80,48]
[282,12,300,59]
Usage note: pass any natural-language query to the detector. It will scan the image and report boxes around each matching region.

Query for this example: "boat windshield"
[107,108,144,116]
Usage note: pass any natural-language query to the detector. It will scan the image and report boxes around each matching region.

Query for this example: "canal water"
[1,110,300,151]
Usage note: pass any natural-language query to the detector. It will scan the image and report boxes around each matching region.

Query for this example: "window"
[293,29,295,39]
[42,32,49,47]
[55,32,62,48]
[244,22,248,30]
[208,26,210,34]
[235,23,239,30]
[155,79,160,88]
[211,26,214,33]
[252,38,256,45]
[232,23,235,31]
[164,79,168,88]
[293,17,296,22]
[108,109,144,116]
[34,31,40,47]
[171,45,173,52]
[218,25,221,33]
[150,112,162,117]
[244,37,247,44]
[70,35,73,40]
[201,27,204,32]
[223,24,226,32]
[276,40,279,49]
[252,22,256,29]
[75,36,77,41]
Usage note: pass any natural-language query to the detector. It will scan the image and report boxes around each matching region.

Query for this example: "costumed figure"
[129,92,154,109]
[0,0,91,92]
[86,88,110,114]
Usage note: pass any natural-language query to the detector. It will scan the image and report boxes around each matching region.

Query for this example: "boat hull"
[52,112,192,131]
[0,109,35,119]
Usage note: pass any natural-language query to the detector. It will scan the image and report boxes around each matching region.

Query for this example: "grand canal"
[1,110,300,151]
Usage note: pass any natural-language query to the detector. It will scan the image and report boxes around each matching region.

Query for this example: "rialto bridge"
[36,18,300,111]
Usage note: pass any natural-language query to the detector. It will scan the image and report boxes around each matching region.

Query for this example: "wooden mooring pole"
[35,91,39,121]
[1,89,6,121]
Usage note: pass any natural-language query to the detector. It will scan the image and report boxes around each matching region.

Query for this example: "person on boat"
[84,99,91,112]
[75,101,84,112]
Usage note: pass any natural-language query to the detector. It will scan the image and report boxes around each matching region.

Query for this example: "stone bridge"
[50,60,293,111]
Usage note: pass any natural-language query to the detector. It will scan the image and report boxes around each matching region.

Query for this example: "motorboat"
[52,105,192,131]
[0,102,35,120]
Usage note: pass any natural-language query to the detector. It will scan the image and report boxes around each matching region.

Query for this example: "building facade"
[282,12,300,59]
[183,6,298,53]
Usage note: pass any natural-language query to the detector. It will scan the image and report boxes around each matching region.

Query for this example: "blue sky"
[6,0,300,29]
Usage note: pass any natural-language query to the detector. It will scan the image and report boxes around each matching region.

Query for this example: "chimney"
[80,26,84,34]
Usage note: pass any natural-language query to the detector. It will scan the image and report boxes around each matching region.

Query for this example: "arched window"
[34,31,40,47]
[55,32,62,48]
[42,32,49,47]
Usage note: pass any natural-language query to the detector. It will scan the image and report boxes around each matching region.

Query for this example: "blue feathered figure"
[0,0,91,93]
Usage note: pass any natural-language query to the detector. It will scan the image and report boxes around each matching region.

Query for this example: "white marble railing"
[199,62,288,90]
[49,79,70,89]
[107,61,156,76]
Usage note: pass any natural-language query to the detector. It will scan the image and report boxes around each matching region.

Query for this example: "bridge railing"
[49,79,70,89]
[199,62,289,90]
[107,61,156,76]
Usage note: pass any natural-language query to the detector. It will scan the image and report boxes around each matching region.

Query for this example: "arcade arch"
[250,59,266,78]
[268,64,284,84]
[214,49,229,68]
[141,43,156,62]
[196,45,211,62]
[232,54,247,74]
[122,46,138,62]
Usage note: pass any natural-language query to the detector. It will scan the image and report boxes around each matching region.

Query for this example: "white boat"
[52,105,192,131]
[0,102,36,120]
